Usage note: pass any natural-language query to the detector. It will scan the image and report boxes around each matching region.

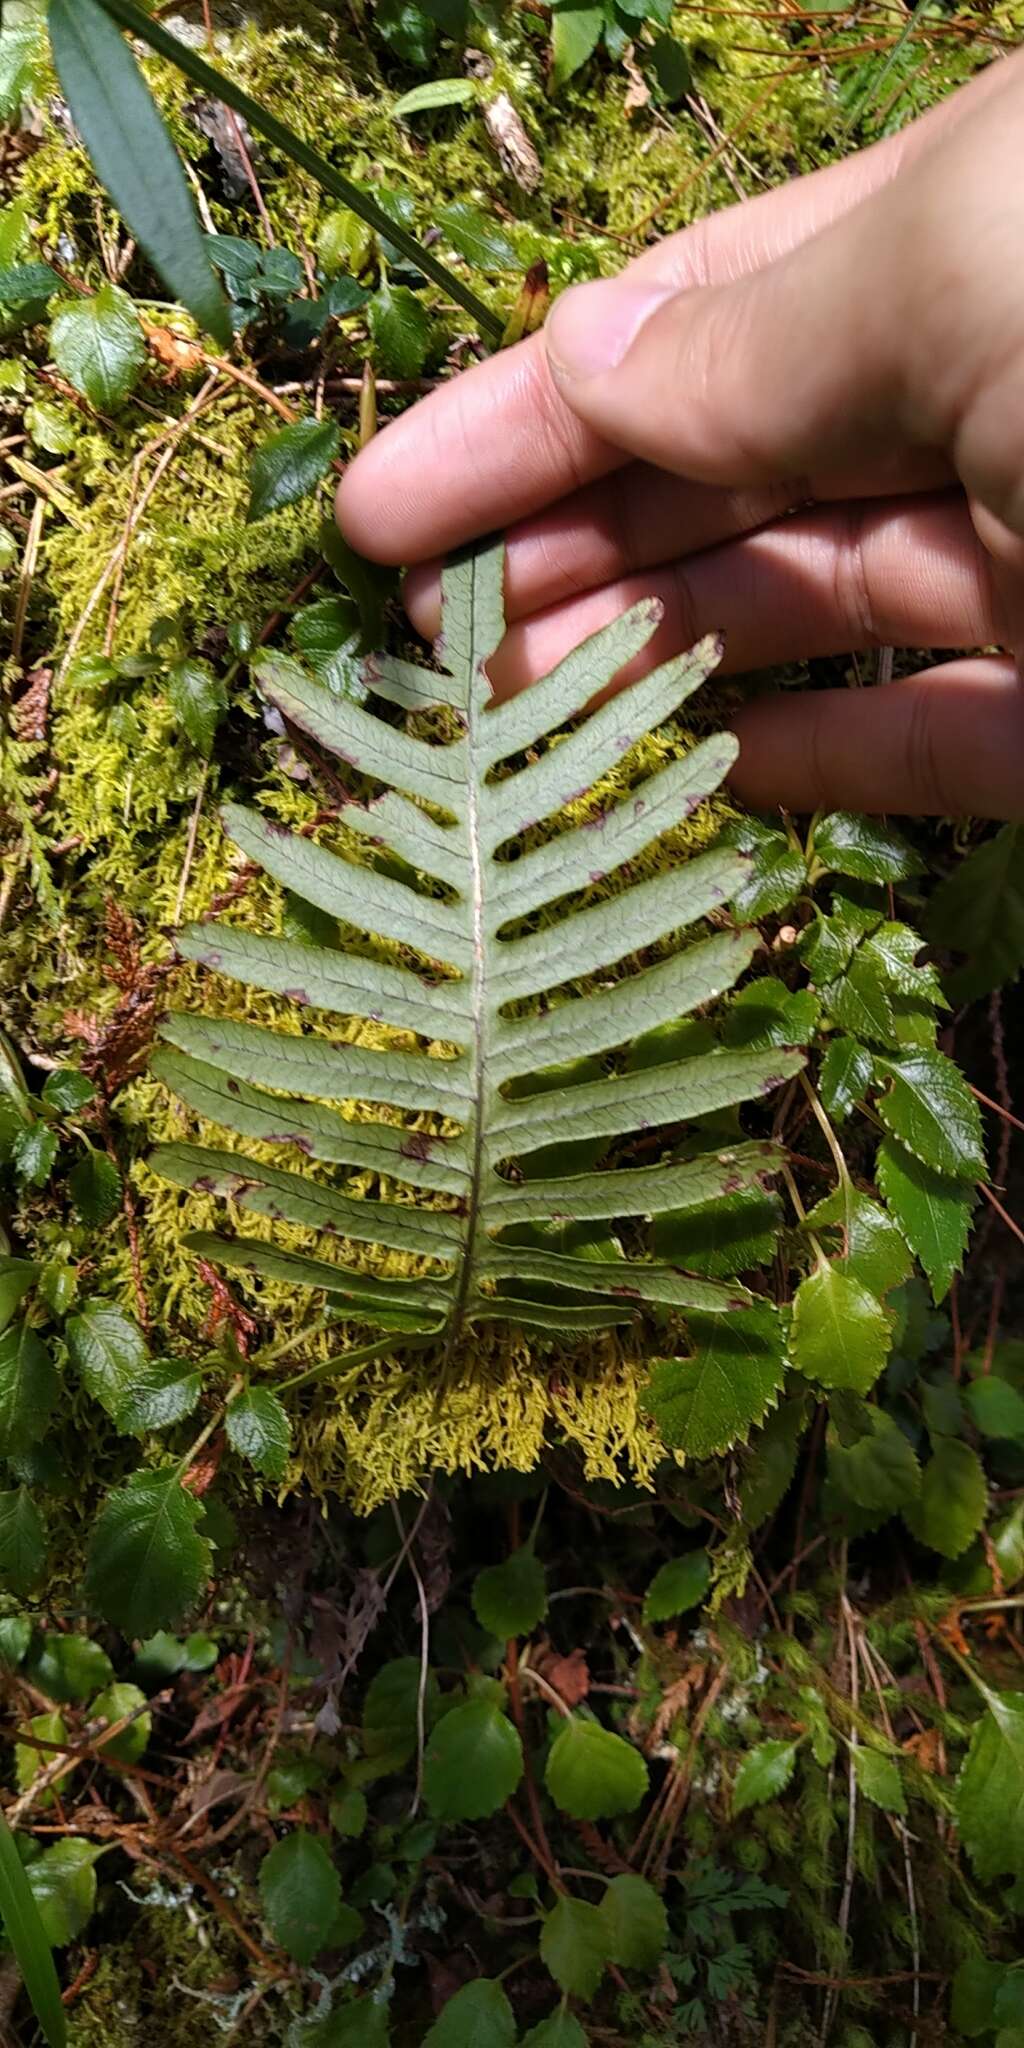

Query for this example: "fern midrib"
[447,563,490,1344]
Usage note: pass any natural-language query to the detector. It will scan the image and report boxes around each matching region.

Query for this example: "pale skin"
[336,53,1024,820]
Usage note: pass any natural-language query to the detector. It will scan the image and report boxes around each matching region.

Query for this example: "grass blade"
[89,0,503,343]
[48,0,231,348]
[0,1808,67,2048]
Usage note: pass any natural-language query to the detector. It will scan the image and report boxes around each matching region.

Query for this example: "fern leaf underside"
[152,544,801,1341]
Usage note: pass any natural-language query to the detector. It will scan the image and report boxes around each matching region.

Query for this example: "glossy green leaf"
[0,1809,66,2048]
[90,1682,152,1763]
[904,1438,987,1559]
[0,1258,38,1334]
[0,1614,31,1669]
[68,1146,122,1226]
[49,282,146,410]
[598,1873,668,1970]
[545,1717,648,1820]
[0,1321,57,1457]
[819,1035,873,1123]
[41,1068,94,1114]
[875,1048,985,1180]
[828,1408,920,1515]
[732,1739,798,1815]
[541,1894,609,1999]
[803,1186,911,1300]
[790,1265,891,1394]
[813,812,923,883]
[259,1830,342,1965]
[0,3,47,122]
[877,1136,974,1302]
[226,1387,292,1480]
[957,1682,1024,1881]
[854,1747,906,1816]
[438,203,520,272]
[368,283,432,376]
[48,0,229,345]
[25,1632,113,1703]
[392,76,477,118]
[643,1549,711,1624]
[964,1375,1024,1442]
[423,1980,517,2048]
[723,818,806,920]
[643,1307,788,1457]
[27,1839,103,1947]
[472,1546,547,1639]
[85,1468,213,1634]
[0,1487,46,1594]
[551,4,604,87]
[248,418,340,523]
[114,1362,201,1435]
[166,659,228,756]
[66,1300,148,1420]
[424,1698,523,1819]
[12,1123,57,1188]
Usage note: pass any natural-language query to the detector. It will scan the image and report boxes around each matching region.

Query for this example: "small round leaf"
[545,1718,648,1821]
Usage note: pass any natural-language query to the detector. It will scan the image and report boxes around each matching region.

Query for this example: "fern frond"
[152,542,804,1340]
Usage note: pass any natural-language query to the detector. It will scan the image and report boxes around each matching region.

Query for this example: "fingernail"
[545,275,673,381]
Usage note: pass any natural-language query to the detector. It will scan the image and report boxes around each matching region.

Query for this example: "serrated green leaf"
[813,812,923,883]
[722,977,818,1051]
[738,1398,807,1525]
[423,1699,523,1820]
[722,819,806,920]
[0,1808,67,2048]
[951,1957,1007,2038]
[25,1632,113,1704]
[819,1036,873,1123]
[423,1980,516,2048]
[598,1873,668,1969]
[438,203,520,272]
[957,1683,1024,1881]
[472,1546,547,1639]
[0,3,47,122]
[114,1362,202,1436]
[12,1123,57,1188]
[85,1468,213,1635]
[167,659,227,756]
[732,1739,798,1815]
[854,1747,906,1815]
[551,4,604,87]
[392,77,477,118]
[0,1321,57,1458]
[368,284,432,377]
[49,283,146,411]
[48,0,230,346]
[803,1186,912,1300]
[66,1300,148,1420]
[521,2015,589,2048]
[790,1265,891,1394]
[928,824,1024,1003]
[248,418,340,523]
[904,1438,987,1558]
[362,1657,440,1769]
[643,1550,710,1624]
[0,1487,46,1594]
[964,1376,1024,1442]
[68,1147,122,1227]
[41,1068,95,1114]
[26,1840,102,1947]
[545,1717,648,1820]
[875,1048,985,1179]
[226,1387,292,1480]
[90,1682,151,1764]
[828,1408,920,1514]
[0,1614,31,1669]
[877,1136,973,1303]
[259,1830,341,1965]
[541,1895,609,1998]
[643,1307,787,1458]
[822,949,895,1044]
[0,1259,37,1335]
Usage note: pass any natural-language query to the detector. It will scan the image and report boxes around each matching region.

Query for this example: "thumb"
[542,200,909,493]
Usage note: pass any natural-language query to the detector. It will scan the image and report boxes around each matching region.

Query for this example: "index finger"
[335,70,1000,566]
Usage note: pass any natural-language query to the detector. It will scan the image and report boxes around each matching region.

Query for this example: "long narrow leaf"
[48,0,230,348]
[0,1809,66,2048]
[89,0,502,342]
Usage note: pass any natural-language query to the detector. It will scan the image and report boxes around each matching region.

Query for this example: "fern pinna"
[151,542,802,1351]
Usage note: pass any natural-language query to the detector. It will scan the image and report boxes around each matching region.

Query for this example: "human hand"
[336,54,1024,819]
